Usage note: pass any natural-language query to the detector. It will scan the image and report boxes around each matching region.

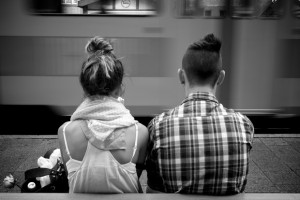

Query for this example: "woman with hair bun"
[57,36,149,193]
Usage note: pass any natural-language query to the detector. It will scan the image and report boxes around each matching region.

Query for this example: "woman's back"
[58,36,148,193]
[58,120,148,193]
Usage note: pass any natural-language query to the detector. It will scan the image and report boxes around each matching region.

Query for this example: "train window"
[205,10,211,17]
[175,0,228,18]
[258,0,284,19]
[139,0,157,10]
[230,0,284,19]
[115,0,137,9]
[220,10,226,17]
[27,0,158,16]
[175,0,284,19]
[63,0,73,4]
[280,39,300,78]
[292,0,300,18]
[230,0,255,18]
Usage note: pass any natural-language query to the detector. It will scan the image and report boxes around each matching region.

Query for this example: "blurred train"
[0,0,299,134]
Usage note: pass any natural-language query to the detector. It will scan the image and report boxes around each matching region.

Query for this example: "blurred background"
[0,0,299,134]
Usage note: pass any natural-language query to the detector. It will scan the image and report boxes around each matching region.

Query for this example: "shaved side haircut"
[182,34,222,87]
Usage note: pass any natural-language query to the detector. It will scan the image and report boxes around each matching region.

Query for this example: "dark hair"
[182,33,222,87]
[80,36,124,96]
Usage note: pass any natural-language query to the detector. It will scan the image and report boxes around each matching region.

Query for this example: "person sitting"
[58,36,148,193]
[145,33,254,195]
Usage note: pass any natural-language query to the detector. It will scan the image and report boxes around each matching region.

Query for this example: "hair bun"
[203,33,221,52]
[189,33,221,52]
[85,36,113,55]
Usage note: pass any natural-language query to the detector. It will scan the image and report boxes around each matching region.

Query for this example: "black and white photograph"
[0,0,300,200]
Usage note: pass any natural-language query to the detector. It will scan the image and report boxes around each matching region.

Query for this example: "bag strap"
[130,123,139,162]
[63,122,72,160]
[25,159,64,180]
[43,148,57,159]
[25,168,54,180]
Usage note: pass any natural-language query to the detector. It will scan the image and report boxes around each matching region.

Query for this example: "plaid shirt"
[146,92,254,194]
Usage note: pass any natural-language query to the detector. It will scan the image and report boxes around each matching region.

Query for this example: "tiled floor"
[0,136,300,193]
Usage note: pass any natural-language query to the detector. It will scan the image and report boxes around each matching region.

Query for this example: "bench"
[1,193,299,200]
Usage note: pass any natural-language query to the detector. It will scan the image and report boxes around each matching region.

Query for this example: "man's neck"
[185,85,216,97]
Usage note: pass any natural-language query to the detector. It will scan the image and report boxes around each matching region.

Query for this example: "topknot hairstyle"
[182,33,222,86]
[188,33,221,53]
[80,36,124,96]
[85,36,114,55]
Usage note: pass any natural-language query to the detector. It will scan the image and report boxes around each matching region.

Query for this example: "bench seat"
[1,193,299,200]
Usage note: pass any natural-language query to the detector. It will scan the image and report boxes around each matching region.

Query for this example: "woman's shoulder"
[137,122,148,140]
[58,121,85,134]
[125,122,148,146]
[57,121,87,145]
[57,121,88,162]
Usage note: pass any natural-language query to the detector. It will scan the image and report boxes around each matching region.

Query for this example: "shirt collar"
[181,92,219,105]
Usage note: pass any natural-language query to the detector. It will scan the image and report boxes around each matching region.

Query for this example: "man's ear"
[216,70,225,86]
[178,68,185,85]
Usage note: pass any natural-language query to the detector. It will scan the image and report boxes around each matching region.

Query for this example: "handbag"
[21,148,69,193]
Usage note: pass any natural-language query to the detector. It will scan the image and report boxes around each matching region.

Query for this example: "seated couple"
[58,34,254,195]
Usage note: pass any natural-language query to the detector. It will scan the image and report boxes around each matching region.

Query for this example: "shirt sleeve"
[241,114,255,149]
[145,117,165,192]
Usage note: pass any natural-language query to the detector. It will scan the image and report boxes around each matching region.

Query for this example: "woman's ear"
[216,70,225,86]
[178,68,185,85]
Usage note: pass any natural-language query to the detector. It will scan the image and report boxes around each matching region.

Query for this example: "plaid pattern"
[146,92,254,194]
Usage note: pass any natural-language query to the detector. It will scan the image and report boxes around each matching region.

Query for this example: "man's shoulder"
[224,108,254,131]
[149,106,179,124]
[233,110,253,126]
[149,104,254,129]
[147,106,182,133]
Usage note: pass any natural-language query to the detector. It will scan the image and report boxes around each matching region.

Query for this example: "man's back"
[146,92,254,194]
